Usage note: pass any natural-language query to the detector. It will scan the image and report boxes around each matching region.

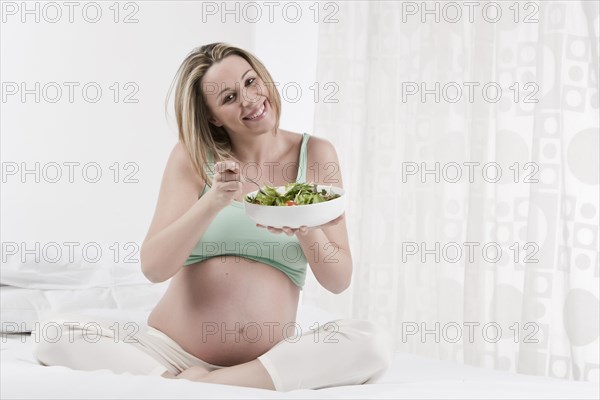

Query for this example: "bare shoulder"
[281,129,336,159]
[167,141,204,188]
[306,134,336,161]
[304,133,343,188]
[169,141,193,169]
[280,129,338,170]
[142,141,204,245]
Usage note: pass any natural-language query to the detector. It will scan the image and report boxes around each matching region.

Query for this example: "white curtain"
[301,0,599,382]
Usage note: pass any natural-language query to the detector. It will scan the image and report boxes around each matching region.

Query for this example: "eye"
[223,77,257,103]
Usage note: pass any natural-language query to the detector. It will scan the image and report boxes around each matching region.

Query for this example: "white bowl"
[243,185,346,229]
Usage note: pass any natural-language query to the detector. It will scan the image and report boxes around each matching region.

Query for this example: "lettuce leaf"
[245,182,340,206]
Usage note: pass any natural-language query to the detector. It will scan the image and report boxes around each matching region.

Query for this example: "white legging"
[31,312,393,392]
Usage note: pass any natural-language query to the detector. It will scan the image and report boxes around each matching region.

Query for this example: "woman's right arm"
[139,142,229,283]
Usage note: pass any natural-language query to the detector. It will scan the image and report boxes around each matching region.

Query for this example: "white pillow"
[0,282,169,333]
[1,284,342,334]
[1,255,149,290]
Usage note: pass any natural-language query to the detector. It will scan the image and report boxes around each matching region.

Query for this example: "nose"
[240,85,262,107]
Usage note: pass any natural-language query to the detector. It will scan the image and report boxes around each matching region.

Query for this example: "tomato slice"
[285,200,297,206]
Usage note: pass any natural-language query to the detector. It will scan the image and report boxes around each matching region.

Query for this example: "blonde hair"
[165,42,282,184]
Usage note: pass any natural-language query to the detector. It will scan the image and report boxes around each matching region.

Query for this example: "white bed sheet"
[1,332,597,399]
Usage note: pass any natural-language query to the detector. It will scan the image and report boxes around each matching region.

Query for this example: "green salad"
[245,182,341,206]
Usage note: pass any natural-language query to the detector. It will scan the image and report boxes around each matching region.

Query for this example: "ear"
[208,117,222,127]
[207,112,223,127]
[204,103,221,127]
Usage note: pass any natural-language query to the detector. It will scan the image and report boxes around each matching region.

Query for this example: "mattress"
[1,331,597,399]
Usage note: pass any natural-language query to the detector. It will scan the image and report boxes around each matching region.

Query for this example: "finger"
[219,174,242,186]
[221,172,241,183]
[223,161,239,172]
[214,161,226,173]
[161,370,177,379]
[216,161,239,173]
[221,181,242,191]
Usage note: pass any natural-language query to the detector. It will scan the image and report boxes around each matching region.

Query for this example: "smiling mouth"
[243,100,267,120]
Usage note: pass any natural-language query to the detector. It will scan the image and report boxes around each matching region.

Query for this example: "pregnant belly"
[147,256,301,367]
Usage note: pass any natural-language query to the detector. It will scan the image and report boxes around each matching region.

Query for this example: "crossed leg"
[33,313,392,392]
[162,359,276,390]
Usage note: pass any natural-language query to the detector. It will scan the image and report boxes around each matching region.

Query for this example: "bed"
[2,313,598,399]
[1,262,597,399]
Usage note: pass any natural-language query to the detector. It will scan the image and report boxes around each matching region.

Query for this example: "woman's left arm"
[258,138,353,294]
[296,212,352,294]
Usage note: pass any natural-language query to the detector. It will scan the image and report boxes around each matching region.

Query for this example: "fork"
[223,165,272,197]
[244,176,272,197]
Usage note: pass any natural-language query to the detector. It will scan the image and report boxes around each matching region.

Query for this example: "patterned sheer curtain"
[301,1,599,382]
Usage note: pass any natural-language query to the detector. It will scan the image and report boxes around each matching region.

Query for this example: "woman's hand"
[161,370,178,379]
[161,365,210,381]
[174,366,211,381]
[205,160,243,211]
[256,212,345,237]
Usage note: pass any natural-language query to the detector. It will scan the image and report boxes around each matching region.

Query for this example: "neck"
[229,129,283,164]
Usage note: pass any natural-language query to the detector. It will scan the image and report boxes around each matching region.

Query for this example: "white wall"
[1,1,318,272]
[254,2,320,135]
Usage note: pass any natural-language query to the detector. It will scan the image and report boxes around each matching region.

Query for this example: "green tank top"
[183,133,311,289]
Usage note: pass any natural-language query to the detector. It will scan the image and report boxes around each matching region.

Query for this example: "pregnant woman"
[32,42,393,392]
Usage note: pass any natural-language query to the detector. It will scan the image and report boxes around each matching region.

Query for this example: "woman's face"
[202,55,273,134]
